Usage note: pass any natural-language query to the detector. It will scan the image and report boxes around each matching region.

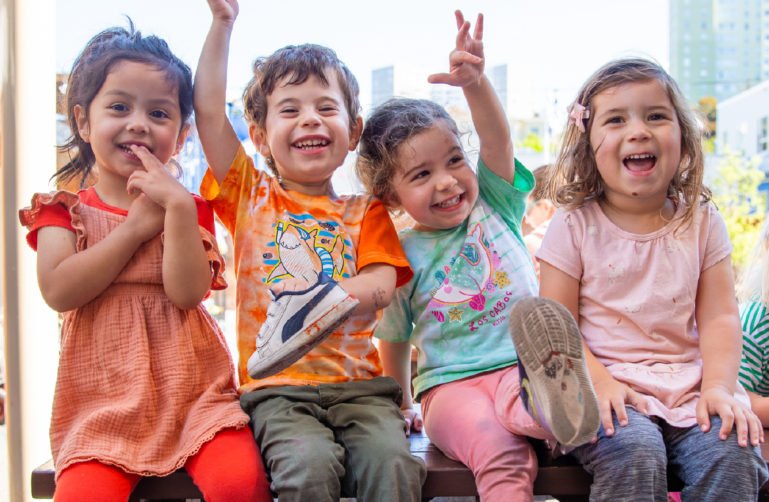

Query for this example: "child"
[523,164,556,279]
[538,57,768,501]
[737,217,769,426]
[355,11,599,502]
[194,1,426,500]
[18,24,270,502]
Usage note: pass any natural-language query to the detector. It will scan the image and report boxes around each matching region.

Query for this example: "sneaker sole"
[509,297,600,447]
[247,294,359,379]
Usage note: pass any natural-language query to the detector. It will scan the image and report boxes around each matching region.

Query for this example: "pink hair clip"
[568,102,590,133]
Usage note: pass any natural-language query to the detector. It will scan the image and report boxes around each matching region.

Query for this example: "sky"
[56,0,671,119]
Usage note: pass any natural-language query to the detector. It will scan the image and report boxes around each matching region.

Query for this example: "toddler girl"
[356,11,598,502]
[538,57,768,501]
[19,24,270,502]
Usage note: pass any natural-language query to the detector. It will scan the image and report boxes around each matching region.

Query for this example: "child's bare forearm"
[463,75,514,182]
[195,10,240,183]
[338,263,396,315]
[36,224,146,312]
[380,340,415,408]
[161,198,212,309]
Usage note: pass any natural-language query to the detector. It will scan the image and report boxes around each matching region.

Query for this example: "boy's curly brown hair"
[242,44,360,176]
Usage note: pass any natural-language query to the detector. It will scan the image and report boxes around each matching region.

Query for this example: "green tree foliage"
[697,96,717,138]
[710,151,766,275]
[517,131,544,153]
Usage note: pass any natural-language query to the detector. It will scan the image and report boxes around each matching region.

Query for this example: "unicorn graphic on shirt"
[265,220,347,284]
[431,223,494,311]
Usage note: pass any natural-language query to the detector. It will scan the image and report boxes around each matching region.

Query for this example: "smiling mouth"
[623,153,656,172]
[293,138,329,150]
[119,144,152,155]
[434,194,463,208]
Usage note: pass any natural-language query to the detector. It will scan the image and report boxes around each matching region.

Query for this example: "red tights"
[54,427,271,502]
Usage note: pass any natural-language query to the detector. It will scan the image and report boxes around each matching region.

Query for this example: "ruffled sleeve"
[18,191,85,251]
[199,226,227,291]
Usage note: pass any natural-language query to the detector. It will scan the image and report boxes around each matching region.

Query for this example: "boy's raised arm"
[428,11,515,183]
[195,0,242,185]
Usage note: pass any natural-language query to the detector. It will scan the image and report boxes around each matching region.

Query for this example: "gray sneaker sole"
[509,296,600,447]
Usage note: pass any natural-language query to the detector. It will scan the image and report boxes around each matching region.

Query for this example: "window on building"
[758,117,769,153]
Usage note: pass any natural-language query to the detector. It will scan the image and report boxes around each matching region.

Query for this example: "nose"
[300,107,321,127]
[627,117,651,141]
[127,113,149,134]
[435,171,458,192]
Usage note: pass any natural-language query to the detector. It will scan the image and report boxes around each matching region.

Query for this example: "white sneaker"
[509,296,600,447]
[247,273,359,379]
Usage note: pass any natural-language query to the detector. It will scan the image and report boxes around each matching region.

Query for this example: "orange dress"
[19,189,249,480]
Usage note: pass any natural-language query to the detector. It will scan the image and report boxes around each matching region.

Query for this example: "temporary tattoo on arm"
[372,287,387,309]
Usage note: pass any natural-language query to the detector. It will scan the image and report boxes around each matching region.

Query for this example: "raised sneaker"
[508,296,600,447]
[247,273,359,379]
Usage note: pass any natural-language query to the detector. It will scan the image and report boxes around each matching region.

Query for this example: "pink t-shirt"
[537,200,748,427]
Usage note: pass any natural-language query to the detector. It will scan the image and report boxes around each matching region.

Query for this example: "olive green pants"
[241,376,426,502]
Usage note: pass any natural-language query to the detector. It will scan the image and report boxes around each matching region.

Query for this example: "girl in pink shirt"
[537,58,767,501]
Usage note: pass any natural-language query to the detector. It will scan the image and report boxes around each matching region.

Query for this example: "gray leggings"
[570,407,768,502]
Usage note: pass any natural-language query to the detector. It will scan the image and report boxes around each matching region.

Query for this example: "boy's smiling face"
[252,70,361,197]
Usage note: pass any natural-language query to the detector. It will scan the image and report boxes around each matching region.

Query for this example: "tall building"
[670,0,769,103]
[370,65,431,108]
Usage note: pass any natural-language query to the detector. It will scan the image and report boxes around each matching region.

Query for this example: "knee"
[590,431,667,477]
[268,437,345,492]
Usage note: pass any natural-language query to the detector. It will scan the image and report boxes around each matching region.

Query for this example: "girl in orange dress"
[19,23,270,502]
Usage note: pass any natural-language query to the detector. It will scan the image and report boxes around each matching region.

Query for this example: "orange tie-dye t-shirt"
[200,146,412,392]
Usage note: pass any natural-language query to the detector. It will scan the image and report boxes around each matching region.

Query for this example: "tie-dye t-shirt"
[375,159,537,400]
[200,145,412,392]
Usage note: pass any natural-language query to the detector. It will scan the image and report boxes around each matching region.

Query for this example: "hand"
[125,193,165,243]
[697,385,764,447]
[269,276,313,295]
[207,0,238,24]
[126,145,193,212]
[592,373,649,437]
[428,10,485,89]
[401,406,423,437]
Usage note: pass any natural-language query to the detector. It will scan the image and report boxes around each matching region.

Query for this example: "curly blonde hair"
[547,58,710,230]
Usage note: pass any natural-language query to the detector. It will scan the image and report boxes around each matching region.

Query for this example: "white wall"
[3,0,59,500]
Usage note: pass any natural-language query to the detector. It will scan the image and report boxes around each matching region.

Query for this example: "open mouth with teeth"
[293,138,330,151]
[434,193,464,209]
[623,153,656,172]
[119,144,151,157]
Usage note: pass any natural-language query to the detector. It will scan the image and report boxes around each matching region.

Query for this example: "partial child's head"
[242,44,362,182]
[357,98,478,231]
[523,164,555,234]
[738,216,769,306]
[57,21,193,188]
[550,58,709,224]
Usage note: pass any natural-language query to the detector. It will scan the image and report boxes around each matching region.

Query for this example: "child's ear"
[250,123,271,158]
[348,116,363,151]
[74,105,90,142]
[174,124,191,156]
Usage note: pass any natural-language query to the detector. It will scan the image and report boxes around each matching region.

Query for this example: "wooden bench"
[30,430,769,501]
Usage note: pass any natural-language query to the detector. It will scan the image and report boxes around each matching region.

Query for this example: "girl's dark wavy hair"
[548,57,710,231]
[356,98,458,207]
[55,20,193,188]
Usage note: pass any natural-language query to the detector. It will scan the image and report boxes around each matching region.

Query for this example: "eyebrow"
[401,145,463,178]
[102,89,178,109]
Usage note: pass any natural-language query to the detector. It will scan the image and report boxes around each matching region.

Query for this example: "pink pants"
[421,365,552,502]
